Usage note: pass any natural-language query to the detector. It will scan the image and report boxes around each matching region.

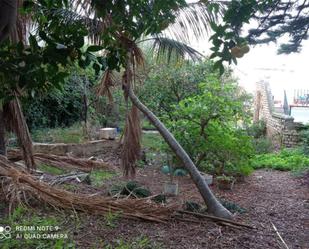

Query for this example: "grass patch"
[38,164,66,175]
[250,148,309,174]
[104,236,163,249]
[142,133,163,152]
[141,119,155,130]
[0,206,74,249]
[32,124,86,144]
[90,169,115,187]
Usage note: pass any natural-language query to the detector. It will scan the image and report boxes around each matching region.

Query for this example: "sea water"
[290,107,309,124]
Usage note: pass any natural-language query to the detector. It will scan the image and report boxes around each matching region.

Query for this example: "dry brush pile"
[0,155,175,223]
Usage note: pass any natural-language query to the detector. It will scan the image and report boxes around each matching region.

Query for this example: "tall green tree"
[0,0,103,169]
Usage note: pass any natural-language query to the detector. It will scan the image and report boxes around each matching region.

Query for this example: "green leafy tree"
[139,59,214,119]
[0,0,104,168]
[167,74,253,172]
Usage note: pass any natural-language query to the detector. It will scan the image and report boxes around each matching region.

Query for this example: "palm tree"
[86,1,232,219]
[0,0,35,170]
[0,0,232,218]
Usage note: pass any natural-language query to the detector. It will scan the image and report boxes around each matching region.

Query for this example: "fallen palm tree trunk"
[0,156,173,223]
[7,149,114,173]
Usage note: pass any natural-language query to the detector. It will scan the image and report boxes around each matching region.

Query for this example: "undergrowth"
[0,206,74,249]
[104,236,163,249]
[31,124,86,144]
[250,148,309,175]
[90,169,115,187]
[38,164,66,175]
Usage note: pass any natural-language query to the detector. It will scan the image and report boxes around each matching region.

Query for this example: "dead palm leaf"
[4,96,35,170]
[121,105,141,177]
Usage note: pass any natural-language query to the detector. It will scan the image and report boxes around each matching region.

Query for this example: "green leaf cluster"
[166,74,253,175]
[251,149,309,173]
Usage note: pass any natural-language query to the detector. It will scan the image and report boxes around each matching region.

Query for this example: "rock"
[99,128,117,140]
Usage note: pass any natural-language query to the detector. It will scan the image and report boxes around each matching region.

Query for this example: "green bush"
[300,128,309,155]
[224,163,253,177]
[250,149,309,173]
[252,137,273,154]
[31,124,85,143]
[139,59,216,120]
[166,75,253,176]
[247,121,266,138]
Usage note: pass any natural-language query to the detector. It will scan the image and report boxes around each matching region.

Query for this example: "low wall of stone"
[33,139,119,157]
[254,81,303,148]
[267,113,301,148]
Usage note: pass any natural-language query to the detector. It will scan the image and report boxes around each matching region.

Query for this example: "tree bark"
[0,109,6,156]
[128,88,232,219]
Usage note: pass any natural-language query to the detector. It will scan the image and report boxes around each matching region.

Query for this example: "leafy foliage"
[23,72,92,130]
[208,0,309,72]
[166,75,253,175]
[0,0,104,105]
[251,149,309,173]
[30,124,85,143]
[247,121,273,154]
[300,128,309,156]
[139,59,217,119]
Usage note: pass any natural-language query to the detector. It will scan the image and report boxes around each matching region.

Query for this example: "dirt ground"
[69,164,309,249]
[1,146,308,248]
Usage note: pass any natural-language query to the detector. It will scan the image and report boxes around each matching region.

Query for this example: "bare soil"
[1,147,308,248]
[69,164,309,249]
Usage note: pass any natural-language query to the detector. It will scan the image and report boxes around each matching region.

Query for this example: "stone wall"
[254,81,302,148]
[33,139,119,157]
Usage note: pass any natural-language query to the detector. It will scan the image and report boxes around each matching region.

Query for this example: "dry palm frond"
[0,157,174,223]
[119,40,144,178]
[96,69,116,102]
[7,149,115,173]
[131,42,145,68]
[121,105,141,177]
[4,97,35,170]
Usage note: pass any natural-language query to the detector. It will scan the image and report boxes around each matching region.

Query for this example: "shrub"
[167,75,253,176]
[250,148,309,173]
[247,121,266,138]
[252,137,273,154]
[300,128,309,155]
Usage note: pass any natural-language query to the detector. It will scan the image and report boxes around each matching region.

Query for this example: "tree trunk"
[4,98,36,170]
[128,88,232,219]
[0,109,6,156]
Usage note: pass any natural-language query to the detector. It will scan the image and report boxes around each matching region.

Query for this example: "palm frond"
[144,36,205,63]
[68,0,93,17]
[34,5,107,45]
[121,105,141,177]
[96,69,116,102]
[166,2,226,43]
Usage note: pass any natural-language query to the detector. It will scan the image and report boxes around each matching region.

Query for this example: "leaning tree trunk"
[128,87,232,219]
[0,108,6,156]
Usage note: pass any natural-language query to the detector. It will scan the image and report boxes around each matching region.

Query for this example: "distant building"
[290,89,309,124]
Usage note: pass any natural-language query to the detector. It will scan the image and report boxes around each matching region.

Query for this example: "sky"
[184,0,309,104]
[191,35,309,104]
[231,41,309,103]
